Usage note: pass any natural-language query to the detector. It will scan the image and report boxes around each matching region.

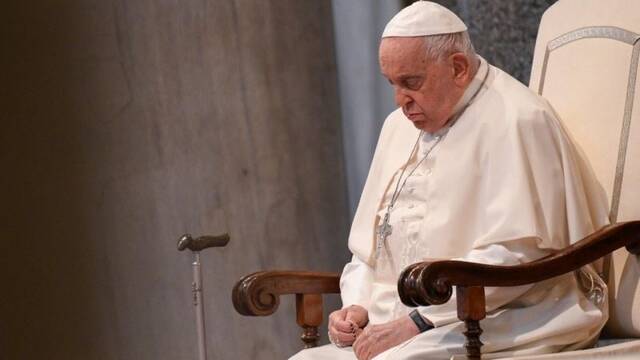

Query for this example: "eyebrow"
[398,75,422,81]
[381,72,422,79]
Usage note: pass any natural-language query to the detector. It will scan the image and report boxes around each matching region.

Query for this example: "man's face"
[379,37,466,133]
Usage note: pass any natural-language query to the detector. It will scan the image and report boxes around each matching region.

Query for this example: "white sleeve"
[340,255,374,310]
[418,239,549,327]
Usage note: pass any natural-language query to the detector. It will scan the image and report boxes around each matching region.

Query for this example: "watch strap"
[409,309,434,333]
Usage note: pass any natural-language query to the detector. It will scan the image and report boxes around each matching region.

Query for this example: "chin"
[411,121,425,129]
[410,118,448,134]
[410,120,431,131]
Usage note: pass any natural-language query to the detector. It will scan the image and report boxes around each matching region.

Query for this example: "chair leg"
[456,286,486,359]
[296,294,323,348]
[300,325,319,349]
[463,319,483,359]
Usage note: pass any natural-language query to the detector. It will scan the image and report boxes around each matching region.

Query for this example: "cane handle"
[177,233,230,251]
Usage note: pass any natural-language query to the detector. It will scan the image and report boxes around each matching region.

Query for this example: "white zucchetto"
[382,1,467,38]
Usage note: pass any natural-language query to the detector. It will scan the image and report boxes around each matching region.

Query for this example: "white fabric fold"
[340,255,374,310]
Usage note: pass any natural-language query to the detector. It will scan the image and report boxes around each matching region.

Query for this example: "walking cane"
[178,233,230,360]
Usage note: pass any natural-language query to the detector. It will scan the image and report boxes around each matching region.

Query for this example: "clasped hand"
[328,305,368,347]
[328,305,420,360]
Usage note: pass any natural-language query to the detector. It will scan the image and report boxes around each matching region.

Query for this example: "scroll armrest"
[399,221,640,307]
[232,270,340,348]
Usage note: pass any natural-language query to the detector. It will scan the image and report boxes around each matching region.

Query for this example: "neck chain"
[375,131,442,258]
[375,65,490,259]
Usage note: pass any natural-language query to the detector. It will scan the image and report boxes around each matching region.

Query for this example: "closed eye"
[384,75,423,90]
[402,77,422,90]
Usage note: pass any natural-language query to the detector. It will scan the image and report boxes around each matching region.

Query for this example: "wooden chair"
[233,0,640,358]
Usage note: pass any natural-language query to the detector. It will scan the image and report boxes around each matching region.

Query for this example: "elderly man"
[291,2,609,360]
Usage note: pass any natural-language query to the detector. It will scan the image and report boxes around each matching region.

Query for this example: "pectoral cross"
[376,212,393,258]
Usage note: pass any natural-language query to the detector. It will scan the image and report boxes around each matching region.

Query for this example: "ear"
[450,53,472,86]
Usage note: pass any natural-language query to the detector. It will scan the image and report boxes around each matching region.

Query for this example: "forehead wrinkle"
[380,39,429,78]
[381,60,427,79]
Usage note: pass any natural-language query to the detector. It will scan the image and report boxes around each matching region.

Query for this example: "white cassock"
[290,57,610,360]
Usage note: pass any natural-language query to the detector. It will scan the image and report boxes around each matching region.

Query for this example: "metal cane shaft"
[178,233,229,360]
[192,252,207,360]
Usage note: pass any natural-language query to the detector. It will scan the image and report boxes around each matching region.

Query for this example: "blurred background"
[1,0,556,359]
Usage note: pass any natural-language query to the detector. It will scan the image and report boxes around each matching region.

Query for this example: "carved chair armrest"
[233,270,340,348]
[399,221,640,306]
[397,221,640,359]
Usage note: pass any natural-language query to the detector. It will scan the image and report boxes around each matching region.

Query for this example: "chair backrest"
[529,0,640,337]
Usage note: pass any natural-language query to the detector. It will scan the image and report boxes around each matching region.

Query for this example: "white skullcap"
[382,1,467,38]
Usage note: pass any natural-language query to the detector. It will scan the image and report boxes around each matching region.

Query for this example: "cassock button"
[425,168,432,176]
[408,204,415,209]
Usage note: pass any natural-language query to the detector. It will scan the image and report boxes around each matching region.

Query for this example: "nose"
[394,87,412,108]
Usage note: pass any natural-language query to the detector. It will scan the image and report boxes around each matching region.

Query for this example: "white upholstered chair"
[516,0,640,357]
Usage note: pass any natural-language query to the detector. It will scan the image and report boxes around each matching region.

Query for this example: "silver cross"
[376,212,393,257]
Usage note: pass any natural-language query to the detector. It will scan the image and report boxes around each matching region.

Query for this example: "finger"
[353,330,369,354]
[352,332,363,352]
[356,329,369,344]
[356,328,373,354]
[354,341,364,360]
[367,342,383,360]
[332,329,356,344]
[329,308,346,320]
[344,307,358,320]
[358,342,371,360]
[328,308,347,324]
[362,341,374,360]
[369,346,383,360]
[333,319,355,333]
[347,320,359,332]
[345,308,367,327]
[328,323,347,337]
[329,328,356,344]
[329,325,357,343]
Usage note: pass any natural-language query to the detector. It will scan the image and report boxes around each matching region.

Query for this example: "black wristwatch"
[409,309,434,333]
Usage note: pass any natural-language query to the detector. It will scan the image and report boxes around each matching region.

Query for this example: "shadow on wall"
[1,3,119,358]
